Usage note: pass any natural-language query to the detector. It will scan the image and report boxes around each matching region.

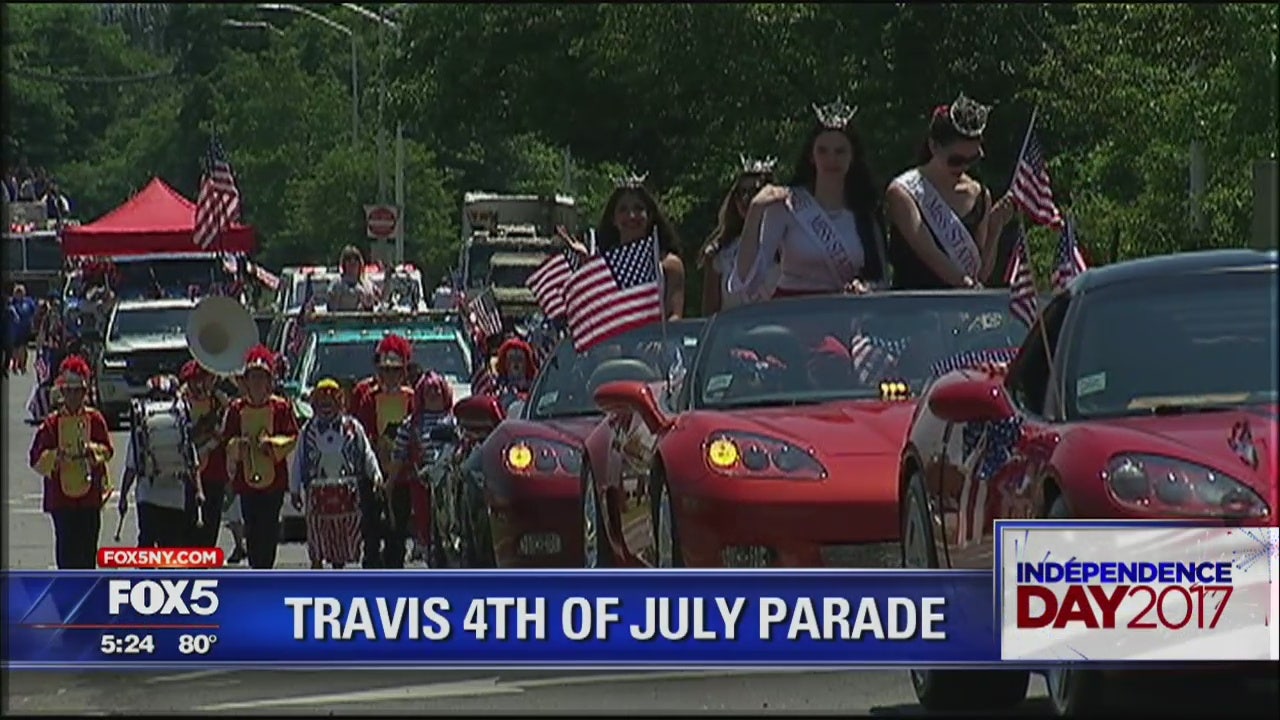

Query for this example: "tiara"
[948,93,991,138]
[739,154,778,175]
[611,170,648,189]
[812,98,858,129]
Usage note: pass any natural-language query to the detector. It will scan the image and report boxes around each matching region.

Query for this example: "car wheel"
[652,470,683,568]
[581,464,610,568]
[1044,494,1108,717]
[902,469,1030,713]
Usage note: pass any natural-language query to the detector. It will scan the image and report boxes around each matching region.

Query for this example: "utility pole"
[1188,60,1207,246]
[394,123,405,264]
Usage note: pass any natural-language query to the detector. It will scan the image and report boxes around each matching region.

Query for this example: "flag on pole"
[1051,215,1088,291]
[463,287,503,348]
[526,250,580,319]
[1010,117,1063,229]
[565,237,663,353]
[1007,225,1039,328]
[194,138,242,250]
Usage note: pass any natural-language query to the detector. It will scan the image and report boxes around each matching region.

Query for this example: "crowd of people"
[4,159,73,220]
[22,90,1033,570]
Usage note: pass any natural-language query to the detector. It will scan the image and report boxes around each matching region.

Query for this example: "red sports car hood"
[1091,406,1277,494]
[692,400,918,456]
[507,414,600,444]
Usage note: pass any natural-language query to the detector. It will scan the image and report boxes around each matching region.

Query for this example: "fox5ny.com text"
[98,547,225,569]
[998,524,1280,662]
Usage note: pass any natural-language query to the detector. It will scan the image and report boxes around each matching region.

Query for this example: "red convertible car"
[446,319,705,567]
[898,249,1278,715]
[582,290,1029,569]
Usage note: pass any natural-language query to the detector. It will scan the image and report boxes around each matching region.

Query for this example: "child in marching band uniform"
[178,360,231,547]
[221,346,299,569]
[391,372,457,564]
[351,334,417,568]
[28,356,114,569]
[290,379,382,569]
[118,375,197,548]
[493,337,539,410]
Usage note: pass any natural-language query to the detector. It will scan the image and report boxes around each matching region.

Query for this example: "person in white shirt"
[117,377,199,548]
[698,156,779,314]
[327,245,378,311]
[730,98,889,304]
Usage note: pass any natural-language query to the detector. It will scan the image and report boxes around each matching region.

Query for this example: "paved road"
[5,372,1276,715]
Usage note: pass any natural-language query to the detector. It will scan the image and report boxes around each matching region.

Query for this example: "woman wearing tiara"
[886,94,1017,290]
[561,174,685,319]
[730,99,889,303]
[698,156,779,314]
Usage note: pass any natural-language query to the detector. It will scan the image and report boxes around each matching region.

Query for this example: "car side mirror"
[928,376,1015,424]
[593,380,672,433]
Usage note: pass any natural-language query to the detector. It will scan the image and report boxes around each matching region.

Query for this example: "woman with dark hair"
[564,175,686,319]
[886,93,1016,290]
[697,156,778,314]
[730,99,889,303]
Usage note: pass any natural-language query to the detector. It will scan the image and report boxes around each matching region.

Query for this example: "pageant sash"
[892,169,982,278]
[784,186,861,287]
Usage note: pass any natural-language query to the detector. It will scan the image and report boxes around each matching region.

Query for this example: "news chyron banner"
[5,571,997,668]
[997,522,1280,662]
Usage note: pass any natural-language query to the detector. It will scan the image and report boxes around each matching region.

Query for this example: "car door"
[945,294,1073,569]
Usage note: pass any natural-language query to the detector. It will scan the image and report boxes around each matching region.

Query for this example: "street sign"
[364,204,400,240]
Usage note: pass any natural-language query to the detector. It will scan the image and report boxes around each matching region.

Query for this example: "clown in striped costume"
[289,379,381,569]
[391,373,457,563]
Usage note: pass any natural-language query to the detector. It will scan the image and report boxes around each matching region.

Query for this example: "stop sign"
[364,204,399,240]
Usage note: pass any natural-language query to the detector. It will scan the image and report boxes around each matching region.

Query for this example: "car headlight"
[1104,453,1270,520]
[504,438,581,476]
[703,431,827,480]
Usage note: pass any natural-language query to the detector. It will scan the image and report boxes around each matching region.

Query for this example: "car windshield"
[529,320,705,420]
[304,337,469,387]
[109,307,190,341]
[694,292,1027,410]
[288,275,340,311]
[114,260,221,299]
[1065,269,1277,420]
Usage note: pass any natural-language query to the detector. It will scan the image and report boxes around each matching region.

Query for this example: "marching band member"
[494,337,538,409]
[391,372,457,563]
[353,333,416,568]
[699,156,779,314]
[221,372,250,564]
[27,293,65,424]
[289,379,382,569]
[565,174,685,319]
[118,375,196,548]
[28,356,114,569]
[221,346,299,569]
[731,98,889,303]
[887,94,1015,289]
[179,360,231,547]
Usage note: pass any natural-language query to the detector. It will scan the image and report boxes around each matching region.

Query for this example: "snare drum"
[132,398,196,482]
[304,476,361,566]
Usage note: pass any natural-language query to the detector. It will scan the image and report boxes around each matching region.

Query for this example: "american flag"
[463,287,503,348]
[193,138,241,250]
[526,251,580,319]
[565,237,663,353]
[849,334,906,386]
[1007,225,1039,328]
[1010,120,1063,229]
[1050,216,1087,291]
[929,347,1020,380]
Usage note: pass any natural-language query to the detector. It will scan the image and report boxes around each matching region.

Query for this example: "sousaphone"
[186,295,261,376]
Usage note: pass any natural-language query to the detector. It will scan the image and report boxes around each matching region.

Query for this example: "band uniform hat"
[179,359,210,384]
[56,355,92,389]
[243,344,276,375]
[376,334,412,369]
[146,374,180,397]
[310,378,343,403]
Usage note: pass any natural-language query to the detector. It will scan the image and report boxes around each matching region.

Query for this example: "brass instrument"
[186,295,261,377]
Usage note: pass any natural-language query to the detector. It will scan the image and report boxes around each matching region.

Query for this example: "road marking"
[146,669,234,685]
[194,669,835,711]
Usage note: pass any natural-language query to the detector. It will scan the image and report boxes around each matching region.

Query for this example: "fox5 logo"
[107,579,219,616]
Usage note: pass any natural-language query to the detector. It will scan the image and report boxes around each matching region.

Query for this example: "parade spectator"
[43,180,71,221]
[10,284,37,374]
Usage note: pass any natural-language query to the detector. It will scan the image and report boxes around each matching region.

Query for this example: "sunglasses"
[946,153,983,168]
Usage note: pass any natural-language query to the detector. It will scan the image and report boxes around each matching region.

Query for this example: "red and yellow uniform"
[220,346,299,569]
[28,356,114,569]
[352,334,417,567]
[347,376,378,416]
[180,360,231,547]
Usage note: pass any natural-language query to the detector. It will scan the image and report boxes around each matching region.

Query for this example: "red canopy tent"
[61,177,256,257]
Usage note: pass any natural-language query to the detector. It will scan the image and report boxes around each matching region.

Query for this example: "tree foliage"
[7,3,1276,309]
